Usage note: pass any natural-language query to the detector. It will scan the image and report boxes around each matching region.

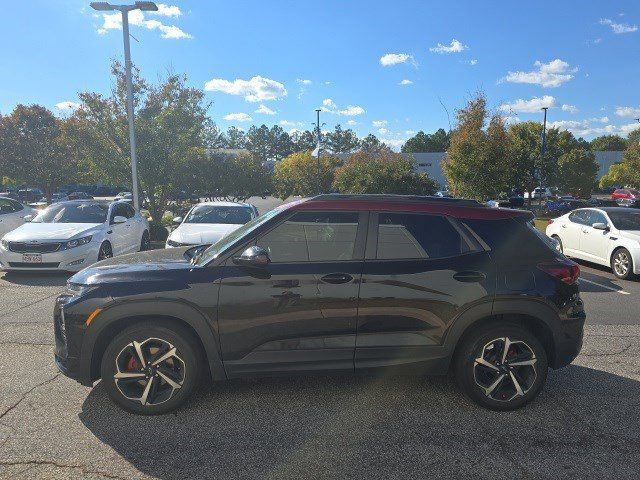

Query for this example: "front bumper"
[0,242,99,272]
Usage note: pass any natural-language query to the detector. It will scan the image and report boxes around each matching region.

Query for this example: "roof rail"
[311,194,482,207]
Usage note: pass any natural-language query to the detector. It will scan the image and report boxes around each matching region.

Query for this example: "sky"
[1,0,639,149]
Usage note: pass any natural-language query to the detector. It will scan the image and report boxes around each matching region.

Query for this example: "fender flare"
[79,299,226,385]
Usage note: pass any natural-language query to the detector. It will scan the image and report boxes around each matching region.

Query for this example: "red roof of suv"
[287,195,533,220]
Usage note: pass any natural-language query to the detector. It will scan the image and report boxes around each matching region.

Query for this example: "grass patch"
[534,218,550,232]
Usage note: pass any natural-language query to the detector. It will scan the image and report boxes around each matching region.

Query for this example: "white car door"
[578,210,610,263]
[108,204,130,255]
[122,203,141,252]
[559,211,587,257]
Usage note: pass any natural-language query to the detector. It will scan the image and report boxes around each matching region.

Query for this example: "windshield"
[608,211,640,231]
[184,205,253,225]
[196,207,283,265]
[32,202,108,224]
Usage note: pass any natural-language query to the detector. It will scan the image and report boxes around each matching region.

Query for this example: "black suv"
[54,195,585,414]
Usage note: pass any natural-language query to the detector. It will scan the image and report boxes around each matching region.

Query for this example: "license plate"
[22,253,42,263]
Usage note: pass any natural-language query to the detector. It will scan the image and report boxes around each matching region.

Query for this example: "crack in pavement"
[0,292,61,319]
[0,373,60,421]
[0,342,52,347]
[0,460,130,480]
[580,343,633,357]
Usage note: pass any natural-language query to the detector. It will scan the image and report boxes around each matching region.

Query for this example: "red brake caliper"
[126,355,139,371]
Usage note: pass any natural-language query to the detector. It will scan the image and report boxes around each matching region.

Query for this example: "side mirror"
[172,216,183,226]
[23,214,33,222]
[233,246,270,267]
[592,222,609,231]
[112,215,127,225]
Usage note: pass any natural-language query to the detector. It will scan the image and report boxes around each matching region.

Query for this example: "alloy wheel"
[113,337,185,406]
[613,251,630,277]
[473,337,537,402]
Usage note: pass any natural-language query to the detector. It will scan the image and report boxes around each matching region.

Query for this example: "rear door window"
[376,213,471,260]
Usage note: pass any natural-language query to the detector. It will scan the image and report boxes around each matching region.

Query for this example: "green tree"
[273,151,341,199]
[192,150,270,201]
[333,149,437,195]
[245,125,271,162]
[70,61,210,223]
[223,126,247,149]
[325,124,360,153]
[442,94,512,200]
[600,142,640,188]
[0,104,81,201]
[268,125,294,161]
[557,148,599,197]
[401,128,450,153]
[290,130,317,152]
[626,128,640,146]
[360,134,387,153]
[590,135,626,151]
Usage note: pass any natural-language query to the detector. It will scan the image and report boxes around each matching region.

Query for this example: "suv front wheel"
[454,324,548,410]
[100,321,202,415]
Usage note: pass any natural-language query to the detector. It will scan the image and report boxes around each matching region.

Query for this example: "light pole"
[90,2,158,211]
[312,109,325,195]
[539,106,548,190]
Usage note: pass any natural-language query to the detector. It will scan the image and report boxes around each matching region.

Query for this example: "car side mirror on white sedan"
[172,216,183,226]
[112,215,127,225]
[22,214,33,222]
[592,222,609,231]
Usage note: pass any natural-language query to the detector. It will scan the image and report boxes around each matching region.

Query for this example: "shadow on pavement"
[79,366,640,479]
[0,271,70,287]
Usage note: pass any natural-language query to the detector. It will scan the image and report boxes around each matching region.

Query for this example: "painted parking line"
[579,277,630,295]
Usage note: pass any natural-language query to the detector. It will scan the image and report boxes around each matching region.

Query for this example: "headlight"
[61,235,92,250]
[65,282,98,297]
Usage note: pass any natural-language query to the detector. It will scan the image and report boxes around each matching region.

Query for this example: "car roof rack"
[311,194,482,207]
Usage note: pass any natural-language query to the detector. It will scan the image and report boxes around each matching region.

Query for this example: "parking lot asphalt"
[1,197,640,479]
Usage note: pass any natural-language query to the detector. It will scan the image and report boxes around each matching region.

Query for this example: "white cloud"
[377,128,390,135]
[372,120,387,128]
[499,95,556,113]
[321,99,364,116]
[399,79,413,86]
[600,18,638,34]
[97,9,191,39]
[379,138,405,149]
[561,104,578,113]
[500,59,575,88]
[346,120,358,126]
[591,116,609,123]
[296,78,312,85]
[205,76,287,102]
[255,104,276,115]
[380,53,416,67]
[152,4,182,17]
[548,119,639,138]
[279,120,302,127]
[405,130,416,135]
[429,39,468,54]
[55,101,80,111]
[224,113,252,122]
[469,59,478,65]
[615,106,640,118]
[503,116,521,125]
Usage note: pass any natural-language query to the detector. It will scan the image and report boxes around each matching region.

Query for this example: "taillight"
[547,219,554,224]
[538,261,580,284]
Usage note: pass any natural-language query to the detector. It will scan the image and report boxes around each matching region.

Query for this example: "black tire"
[97,241,113,261]
[454,324,548,411]
[140,230,150,251]
[551,235,563,254]
[611,247,635,280]
[100,321,202,415]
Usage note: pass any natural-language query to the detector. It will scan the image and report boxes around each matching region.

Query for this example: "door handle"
[453,271,486,283]
[320,273,353,284]
[561,224,567,228]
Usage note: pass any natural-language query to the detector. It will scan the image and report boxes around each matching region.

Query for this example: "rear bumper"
[550,318,584,368]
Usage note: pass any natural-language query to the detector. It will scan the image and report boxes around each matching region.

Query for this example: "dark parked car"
[54,195,585,414]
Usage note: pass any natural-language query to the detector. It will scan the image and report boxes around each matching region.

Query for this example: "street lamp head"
[135,1,158,11]
[90,2,114,11]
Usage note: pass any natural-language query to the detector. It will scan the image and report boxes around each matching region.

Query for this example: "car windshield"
[184,205,253,225]
[32,202,108,224]
[608,211,640,231]
[196,206,283,265]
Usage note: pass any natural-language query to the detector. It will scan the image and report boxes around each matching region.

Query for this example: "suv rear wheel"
[100,322,201,415]
[454,324,547,410]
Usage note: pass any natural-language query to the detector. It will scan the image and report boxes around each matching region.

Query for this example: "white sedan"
[0,198,37,238]
[546,207,640,279]
[0,200,149,272]
[166,201,258,248]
